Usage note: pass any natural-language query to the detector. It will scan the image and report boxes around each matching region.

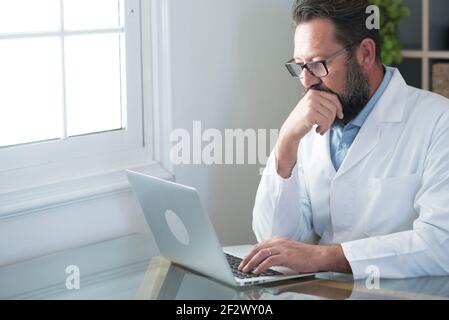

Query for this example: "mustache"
[307,84,336,95]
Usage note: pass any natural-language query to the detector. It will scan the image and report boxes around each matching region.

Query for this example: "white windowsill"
[0,161,173,220]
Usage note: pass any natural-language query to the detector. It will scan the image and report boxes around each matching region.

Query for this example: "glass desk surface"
[1,233,448,300]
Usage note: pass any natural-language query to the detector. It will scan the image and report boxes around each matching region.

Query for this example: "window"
[0,0,131,147]
[0,0,152,194]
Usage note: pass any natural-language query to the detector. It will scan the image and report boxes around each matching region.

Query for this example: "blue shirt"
[330,66,393,171]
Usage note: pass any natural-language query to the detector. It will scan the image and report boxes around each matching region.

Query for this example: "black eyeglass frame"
[285,40,362,78]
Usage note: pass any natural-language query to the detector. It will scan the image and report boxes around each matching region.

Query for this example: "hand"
[276,90,343,178]
[238,237,352,275]
[280,89,344,142]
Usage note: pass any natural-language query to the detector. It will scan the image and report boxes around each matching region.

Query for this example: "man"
[239,0,449,279]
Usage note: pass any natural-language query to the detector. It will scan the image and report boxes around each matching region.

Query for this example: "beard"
[306,58,371,126]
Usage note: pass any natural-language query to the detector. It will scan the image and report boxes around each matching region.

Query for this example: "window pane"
[65,34,124,137]
[63,0,123,30]
[0,0,60,34]
[0,38,63,147]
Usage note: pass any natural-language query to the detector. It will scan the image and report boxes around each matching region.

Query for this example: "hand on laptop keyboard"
[225,253,282,279]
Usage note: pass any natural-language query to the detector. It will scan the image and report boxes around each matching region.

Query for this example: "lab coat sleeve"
[252,144,314,243]
[341,110,449,279]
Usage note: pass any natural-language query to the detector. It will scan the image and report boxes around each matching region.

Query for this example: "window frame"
[0,0,143,166]
[0,0,174,216]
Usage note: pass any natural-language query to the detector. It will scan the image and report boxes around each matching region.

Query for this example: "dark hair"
[292,0,381,61]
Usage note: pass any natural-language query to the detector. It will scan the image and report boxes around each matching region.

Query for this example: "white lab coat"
[253,68,449,279]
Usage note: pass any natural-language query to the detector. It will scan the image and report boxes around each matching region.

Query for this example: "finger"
[307,90,340,124]
[316,101,334,124]
[317,96,341,122]
[242,248,272,273]
[314,112,330,136]
[253,256,281,274]
[238,243,265,270]
[316,97,337,121]
[317,91,344,119]
[316,104,334,134]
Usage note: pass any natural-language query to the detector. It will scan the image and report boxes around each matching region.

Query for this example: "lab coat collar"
[374,67,408,124]
[333,67,408,179]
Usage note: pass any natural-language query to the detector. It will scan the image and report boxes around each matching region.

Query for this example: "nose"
[300,68,321,89]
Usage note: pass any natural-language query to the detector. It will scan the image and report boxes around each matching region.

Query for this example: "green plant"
[370,0,410,65]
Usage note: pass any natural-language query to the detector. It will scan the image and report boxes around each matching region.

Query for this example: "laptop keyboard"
[225,253,283,279]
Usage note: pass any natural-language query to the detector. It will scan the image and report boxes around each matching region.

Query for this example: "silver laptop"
[126,170,315,287]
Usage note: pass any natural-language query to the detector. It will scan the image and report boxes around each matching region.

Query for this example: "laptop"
[126,170,315,287]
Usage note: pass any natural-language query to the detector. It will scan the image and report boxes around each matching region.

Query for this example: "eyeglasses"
[285,41,361,79]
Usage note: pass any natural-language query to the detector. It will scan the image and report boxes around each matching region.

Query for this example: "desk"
[1,233,448,300]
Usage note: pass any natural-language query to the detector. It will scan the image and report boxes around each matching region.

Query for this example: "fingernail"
[253,268,260,274]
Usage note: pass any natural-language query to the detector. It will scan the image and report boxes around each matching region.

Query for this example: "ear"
[357,38,377,71]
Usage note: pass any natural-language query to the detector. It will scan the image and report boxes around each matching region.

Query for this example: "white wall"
[169,0,300,245]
